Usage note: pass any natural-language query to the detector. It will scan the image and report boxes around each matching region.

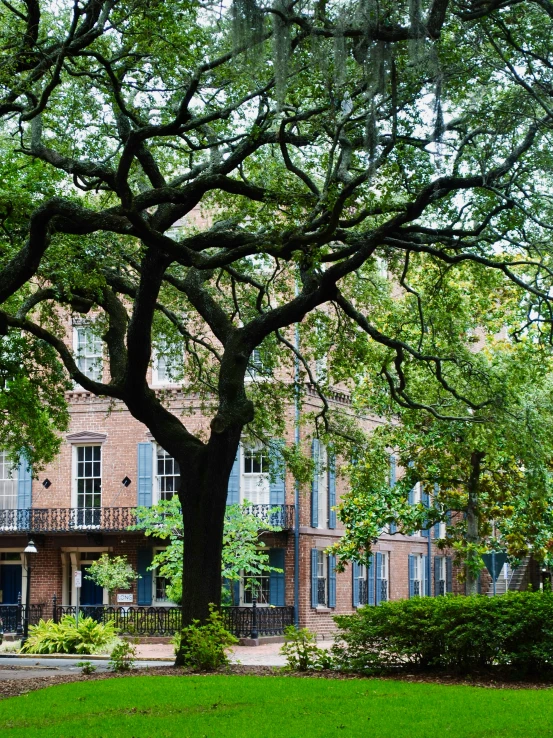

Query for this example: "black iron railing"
[379,579,388,602]
[0,603,43,634]
[50,603,294,638]
[437,579,445,596]
[317,578,327,606]
[0,504,295,533]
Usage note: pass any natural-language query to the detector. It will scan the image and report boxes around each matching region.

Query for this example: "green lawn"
[0,675,552,737]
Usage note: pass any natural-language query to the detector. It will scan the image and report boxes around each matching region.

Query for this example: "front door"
[80,565,103,606]
[0,564,22,604]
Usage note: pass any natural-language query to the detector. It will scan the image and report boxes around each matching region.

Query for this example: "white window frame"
[72,445,102,514]
[316,444,328,529]
[316,550,328,608]
[241,566,271,606]
[412,553,427,597]
[151,340,184,386]
[356,562,368,607]
[73,325,103,383]
[0,451,18,511]
[378,552,389,601]
[151,547,174,605]
[241,443,270,506]
[153,446,180,503]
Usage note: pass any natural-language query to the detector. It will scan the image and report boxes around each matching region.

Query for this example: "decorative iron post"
[52,594,57,623]
[15,592,23,638]
[250,597,258,640]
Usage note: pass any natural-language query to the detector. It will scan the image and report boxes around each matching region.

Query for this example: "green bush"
[109,640,137,672]
[280,626,333,671]
[173,605,237,671]
[332,591,553,675]
[20,616,118,655]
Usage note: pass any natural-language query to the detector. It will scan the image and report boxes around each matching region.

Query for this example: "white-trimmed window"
[152,339,183,385]
[410,553,427,597]
[74,326,103,382]
[0,452,17,510]
[74,446,102,509]
[317,444,328,529]
[242,444,270,505]
[356,563,368,606]
[316,550,327,607]
[246,349,272,380]
[435,556,447,595]
[152,547,171,604]
[242,569,270,605]
[377,552,389,602]
[155,448,180,501]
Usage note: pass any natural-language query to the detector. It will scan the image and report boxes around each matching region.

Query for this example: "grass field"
[0,675,552,737]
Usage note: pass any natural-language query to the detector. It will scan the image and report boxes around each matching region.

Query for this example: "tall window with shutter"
[409,553,429,597]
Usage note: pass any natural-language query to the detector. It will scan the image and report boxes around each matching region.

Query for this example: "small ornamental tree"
[84,554,138,606]
[132,497,283,605]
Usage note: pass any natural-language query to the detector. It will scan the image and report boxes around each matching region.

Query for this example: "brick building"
[0,326,453,638]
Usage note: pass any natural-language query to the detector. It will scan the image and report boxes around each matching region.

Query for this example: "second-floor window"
[242,445,270,505]
[0,451,17,510]
[75,446,102,509]
[156,448,180,501]
[74,326,103,382]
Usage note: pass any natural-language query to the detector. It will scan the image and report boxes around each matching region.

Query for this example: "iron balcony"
[0,504,295,533]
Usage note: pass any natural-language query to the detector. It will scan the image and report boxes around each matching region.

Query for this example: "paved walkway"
[136,641,290,666]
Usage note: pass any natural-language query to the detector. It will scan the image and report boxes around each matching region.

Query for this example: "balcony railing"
[0,504,295,533]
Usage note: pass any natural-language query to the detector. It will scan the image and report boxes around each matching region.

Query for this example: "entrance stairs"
[486,555,531,595]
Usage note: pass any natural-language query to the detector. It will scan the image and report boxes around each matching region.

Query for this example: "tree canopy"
[3,0,553,635]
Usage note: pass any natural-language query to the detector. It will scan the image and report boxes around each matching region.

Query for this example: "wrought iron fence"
[0,504,295,533]
[50,603,294,638]
[0,604,43,633]
[358,580,368,605]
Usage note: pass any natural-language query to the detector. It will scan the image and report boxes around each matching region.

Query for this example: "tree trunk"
[466,451,484,596]
[174,429,241,666]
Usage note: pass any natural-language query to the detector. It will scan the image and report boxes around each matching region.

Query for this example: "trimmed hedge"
[332,591,553,674]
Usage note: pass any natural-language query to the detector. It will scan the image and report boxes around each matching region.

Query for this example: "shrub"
[76,661,97,675]
[109,640,137,672]
[332,591,553,675]
[20,616,118,655]
[280,626,333,671]
[173,605,237,671]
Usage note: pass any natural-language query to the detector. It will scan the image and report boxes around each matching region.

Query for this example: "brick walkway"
[136,640,333,666]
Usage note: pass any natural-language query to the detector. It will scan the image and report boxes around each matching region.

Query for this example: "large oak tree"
[2,0,553,657]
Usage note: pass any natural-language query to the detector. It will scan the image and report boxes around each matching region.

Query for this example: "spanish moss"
[408,0,426,65]
[273,0,291,111]
[364,97,378,161]
[232,0,265,51]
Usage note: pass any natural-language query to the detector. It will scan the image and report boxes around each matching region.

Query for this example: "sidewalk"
[135,639,333,666]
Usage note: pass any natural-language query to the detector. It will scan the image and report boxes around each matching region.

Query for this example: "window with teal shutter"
[137,548,153,605]
[310,548,319,607]
[408,554,416,598]
[226,448,240,505]
[310,439,319,528]
[375,552,383,605]
[137,443,152,507]
[328,450,336,529]
[368,556,375,606]
[446,556,453,594]
[269,548,285,606]
[328,554,336,608]
[421,487,430,538]
[389,455,397,534]
[269,438,286,526]
[17,458,32,529]
[422,554,430,595]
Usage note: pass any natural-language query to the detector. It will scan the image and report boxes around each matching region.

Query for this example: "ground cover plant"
[19,616,118,655]
[0,675,552,738]
[333,591,553,675]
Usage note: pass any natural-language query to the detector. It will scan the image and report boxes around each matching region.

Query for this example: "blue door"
[0,565,22,604]
[80,566,103,606]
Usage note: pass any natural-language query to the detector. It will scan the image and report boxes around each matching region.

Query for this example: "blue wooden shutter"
[269,440,285,505]
[17,458,32,508]
[311,439,319,527]
[328,449,336,529]
[269,548,285,606]
[389,455,397,534]
[368,556,375,606]
[328,554,336,608]
[434,556,441,597]
[408,554,416,598]
[137,443,153,507]
[422,554,429,596]
[446,556,453,594]
[352,561,360,607]
[226,447,240,505]
[375,552,383,605]
[421,486,430,538]
[311,548,319,607]
[137,548,153,605]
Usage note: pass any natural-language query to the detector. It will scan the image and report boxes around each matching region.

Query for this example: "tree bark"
[174,428,242,666]
[466,450,484,596]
